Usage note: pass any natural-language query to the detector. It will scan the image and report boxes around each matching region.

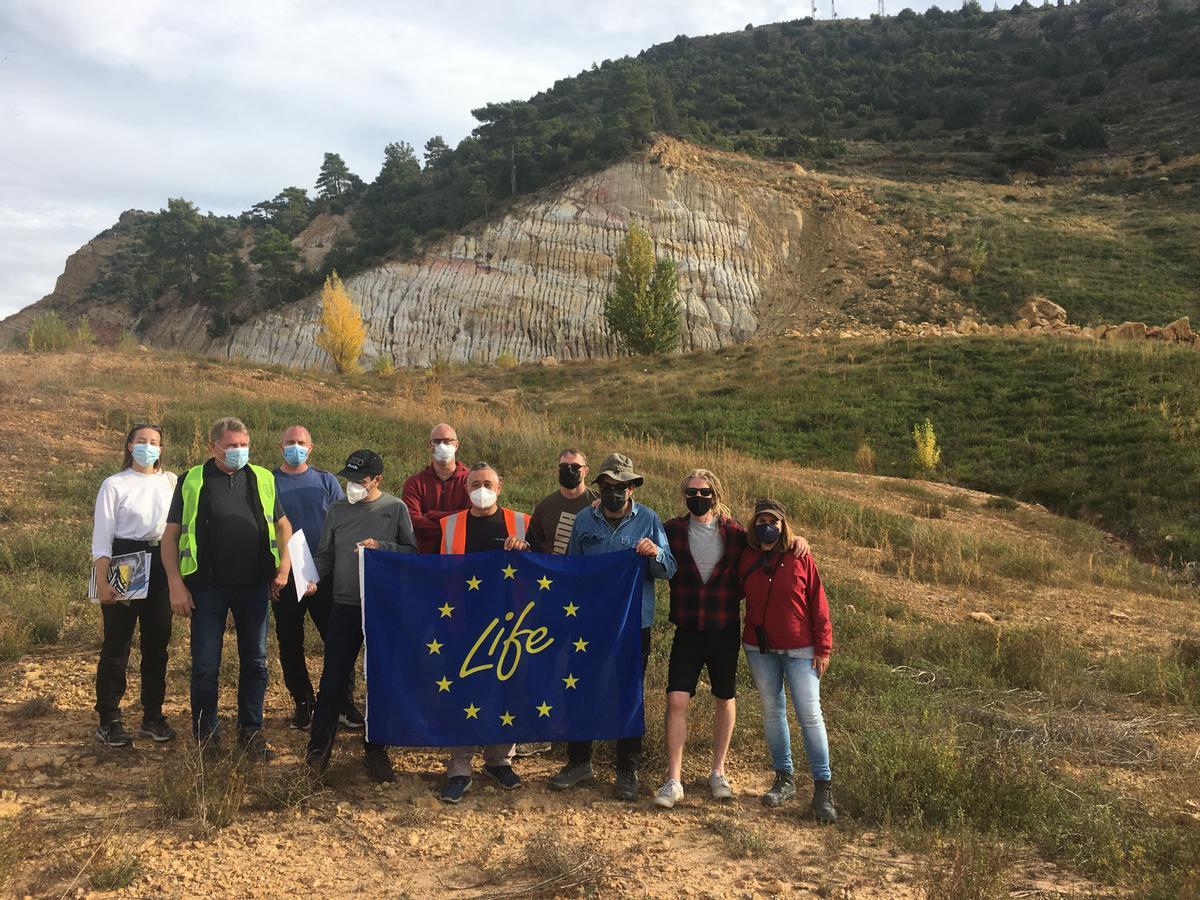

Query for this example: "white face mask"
[470,487,497,510]
[432,442,456,464]
[346,482,370,504]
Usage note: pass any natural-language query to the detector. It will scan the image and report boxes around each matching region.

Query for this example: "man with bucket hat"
[549,452,677,801]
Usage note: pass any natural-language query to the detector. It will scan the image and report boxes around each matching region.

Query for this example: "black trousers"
[95,540,173,725]
[567,627,652,772]
[272,572,347,706]
[307,602,381,764]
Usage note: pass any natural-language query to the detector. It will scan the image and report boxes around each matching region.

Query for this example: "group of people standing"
[90,417,836,822]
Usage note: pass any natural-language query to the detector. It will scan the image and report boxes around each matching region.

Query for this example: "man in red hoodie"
[401,423,471,554]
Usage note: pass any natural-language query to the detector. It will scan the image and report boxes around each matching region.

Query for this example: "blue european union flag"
[361,548,646,746]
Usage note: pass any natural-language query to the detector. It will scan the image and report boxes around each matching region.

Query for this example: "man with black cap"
[549,452,677,801]
[304,449,418,784]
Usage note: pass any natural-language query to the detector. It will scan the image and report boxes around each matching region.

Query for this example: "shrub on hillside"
[604,225,681,356]
[1064,114,1107,149]
[315,271,366,374]
[912,418,942,473]
[25,312,71,352]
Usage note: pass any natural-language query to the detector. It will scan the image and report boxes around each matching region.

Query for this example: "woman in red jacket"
[740,498,836,824]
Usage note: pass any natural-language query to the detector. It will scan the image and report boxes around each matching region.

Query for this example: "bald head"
[280,425,312,447]
[429,423,460,468]
[430,423,457,442]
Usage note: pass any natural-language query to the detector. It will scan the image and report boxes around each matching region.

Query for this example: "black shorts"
[666,624,741,700]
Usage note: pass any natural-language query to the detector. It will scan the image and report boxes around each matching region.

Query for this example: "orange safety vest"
[439,507,530,554]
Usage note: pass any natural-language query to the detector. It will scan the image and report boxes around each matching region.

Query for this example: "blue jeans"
[189,583,269,740]
[744,645,831,781]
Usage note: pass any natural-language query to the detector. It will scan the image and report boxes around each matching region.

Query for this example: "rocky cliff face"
[10,139,940,365]
[174,138,930,367]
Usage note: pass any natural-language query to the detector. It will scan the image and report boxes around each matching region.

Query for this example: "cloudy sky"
[1,0,928,318]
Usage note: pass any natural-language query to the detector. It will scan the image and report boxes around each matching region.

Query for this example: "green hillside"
[465,336,1200,567]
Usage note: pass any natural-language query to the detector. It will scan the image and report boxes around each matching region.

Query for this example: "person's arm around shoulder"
[802,553,833,676]
[161,477,193,618]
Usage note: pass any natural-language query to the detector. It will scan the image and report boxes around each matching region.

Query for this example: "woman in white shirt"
[91,424,178,747]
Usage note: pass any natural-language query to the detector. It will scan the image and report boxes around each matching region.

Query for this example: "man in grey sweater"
[304,449,417,783]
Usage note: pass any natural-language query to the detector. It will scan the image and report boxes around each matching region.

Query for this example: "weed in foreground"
[88,836,142,892]
[11,695,56,720]
[919,829,1011,900]
[153,741,247,833]
[704,815,775,859]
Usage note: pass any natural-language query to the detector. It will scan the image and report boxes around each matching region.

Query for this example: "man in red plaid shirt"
[653,469,809,809]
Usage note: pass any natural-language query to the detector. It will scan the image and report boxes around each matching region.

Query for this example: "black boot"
[762,770,796,807]
[812,779,837,824]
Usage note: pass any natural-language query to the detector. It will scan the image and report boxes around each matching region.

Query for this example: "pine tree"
[315,152,354,198]
[604,225,681,355]
[315,271,367,374]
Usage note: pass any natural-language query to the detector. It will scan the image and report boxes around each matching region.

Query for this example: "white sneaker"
[653,778,684,809]
[709,772,732,800]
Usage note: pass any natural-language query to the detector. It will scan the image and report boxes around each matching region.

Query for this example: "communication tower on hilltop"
[812,0,817,17]
[832,0,838,18]
[878,0,886,14]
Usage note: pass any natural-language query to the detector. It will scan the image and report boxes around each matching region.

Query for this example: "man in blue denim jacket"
[549,452,677,801]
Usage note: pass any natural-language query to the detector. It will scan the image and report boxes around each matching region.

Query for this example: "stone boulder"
[1107,322,1148,341]
[1016,295,1067,326]
[911,258,941,278]
[949,266,974,284]
[1164,317,1194,342]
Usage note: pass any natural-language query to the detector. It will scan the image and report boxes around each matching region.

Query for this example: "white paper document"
[288,529,318,603]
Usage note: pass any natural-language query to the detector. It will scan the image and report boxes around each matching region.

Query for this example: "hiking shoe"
[514,742,552,758]
[763,770,796,807]
[483,764,522,790]
[653,779,684,809]
[709,772,733,800]
[812,779,837,824]
[95,720,133,748]
[290,699,314,731]
[549,761,594,791]
[237,731,276,763]
[363,749,396,784]
[139,718,176,742]
[614,769,639,802]
[440,775,472,804]
[339,702,365,730]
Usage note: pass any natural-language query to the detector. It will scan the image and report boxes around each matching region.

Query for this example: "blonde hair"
[745,503,797,553]
[680,468,731,519]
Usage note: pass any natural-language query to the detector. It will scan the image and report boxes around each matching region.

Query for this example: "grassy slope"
[489,335,1200,566]
[0,349,1198,895]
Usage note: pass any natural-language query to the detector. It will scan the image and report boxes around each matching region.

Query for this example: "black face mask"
[600,487,628,512]
[686,495,714,516]
[558,467,583,489]
[755,522,781,546]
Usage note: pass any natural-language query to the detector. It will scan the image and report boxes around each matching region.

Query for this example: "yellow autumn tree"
[315,271,366,374]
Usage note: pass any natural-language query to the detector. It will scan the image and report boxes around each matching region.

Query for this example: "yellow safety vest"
[178,462,279,578]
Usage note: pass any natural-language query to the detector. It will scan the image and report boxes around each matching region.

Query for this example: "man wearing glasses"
[515,449,598,758]
[402,423,471,554]
[550,452,677,801]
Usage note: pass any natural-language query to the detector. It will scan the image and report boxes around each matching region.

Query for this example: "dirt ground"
[0,352,1193,898]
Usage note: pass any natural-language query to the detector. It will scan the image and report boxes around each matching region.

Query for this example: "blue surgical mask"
[282,444,309,466]
[223,447,250,470]
[131,444,160,467]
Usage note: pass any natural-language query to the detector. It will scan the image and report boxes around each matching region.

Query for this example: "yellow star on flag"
[563,673,578,689]
[537,575,553,590]
[466,576,482,591]
[436,676,453,692]
[426,638,443,655]
[563,602,579,617]
[573,637,588,653]
[464,703,480,719]
[501,564,517,579]
[536,701,553,717]
[438,602,454,618]
[500,711,515,726]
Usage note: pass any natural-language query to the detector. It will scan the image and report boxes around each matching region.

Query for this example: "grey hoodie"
[313,492,417,605]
